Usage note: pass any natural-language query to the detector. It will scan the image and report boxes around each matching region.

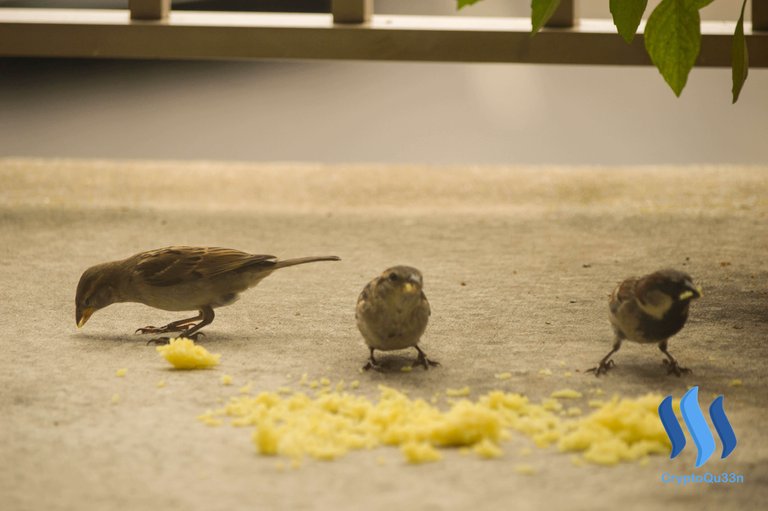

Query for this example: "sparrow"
[75,246,340,342]
[355,266,437,371]
[588,269,702,377]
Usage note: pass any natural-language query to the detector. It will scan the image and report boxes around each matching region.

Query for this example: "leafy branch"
[457,0,750,103]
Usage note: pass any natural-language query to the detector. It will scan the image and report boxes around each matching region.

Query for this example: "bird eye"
[388,273,399,282]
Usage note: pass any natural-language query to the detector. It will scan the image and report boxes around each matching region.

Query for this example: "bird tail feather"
[272,256,340,269]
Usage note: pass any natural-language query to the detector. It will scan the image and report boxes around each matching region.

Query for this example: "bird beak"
[679,282,703,301]
[403,275,421,295]
[77,307,95,328]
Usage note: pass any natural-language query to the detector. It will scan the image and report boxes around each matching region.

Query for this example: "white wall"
[0,0,765,165]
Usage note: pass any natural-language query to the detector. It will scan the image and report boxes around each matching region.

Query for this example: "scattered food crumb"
[538,369,553,376]
[115,368,127,377]
[239,383,253,394]
[400,366,413,373]
[350,380,360,389]
[221,374,233,386]
[566,407,582,417]
[156,338,220,370]
[564,372,573,377]
[445,386,471,397]
[320,377,331,386]
[277,387,293,394]
[728,379,743,387]
[551,389,583,399]
[156,379,166,388]
[402,442,442,464]
[494,372,512,380]
[515,464,537,475]
[473,438,503,459]
[111,393,120,405]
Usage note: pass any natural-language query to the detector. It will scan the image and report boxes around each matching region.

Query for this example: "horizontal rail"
[0,8,765,67]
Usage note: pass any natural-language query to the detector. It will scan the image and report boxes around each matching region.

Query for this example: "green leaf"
[531,0,562,35]
[689,0,715,8]
[610,0,648,43]
[644,0,702,97]
[732,0,749,103]
[457,0,483,9]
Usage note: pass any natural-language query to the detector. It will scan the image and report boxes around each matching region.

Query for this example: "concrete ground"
[1,159,766,511]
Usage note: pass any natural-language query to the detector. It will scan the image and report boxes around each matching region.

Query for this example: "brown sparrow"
[589,269,702,376]
[355,266,437,371]
[75,246,340,342]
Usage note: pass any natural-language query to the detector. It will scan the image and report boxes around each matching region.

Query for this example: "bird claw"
[662,359,691,377]
[414,355,440,370]
[362,360,383,372]
[586,359,615,377]
[146,337,171,346]
[136,326,163,335]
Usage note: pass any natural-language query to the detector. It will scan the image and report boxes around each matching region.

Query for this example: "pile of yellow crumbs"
[197,380,671,466]
[156,338,220,369]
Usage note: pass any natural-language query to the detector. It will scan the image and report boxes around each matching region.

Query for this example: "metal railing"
[0,0,764,67]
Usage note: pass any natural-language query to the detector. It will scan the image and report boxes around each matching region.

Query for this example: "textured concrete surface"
[1,159,766,511]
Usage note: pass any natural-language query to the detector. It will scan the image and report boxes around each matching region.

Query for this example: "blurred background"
[0,0,765,165]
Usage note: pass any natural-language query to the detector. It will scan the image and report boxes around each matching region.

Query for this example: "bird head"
[379,266,424,298]
[75,263,120,328]
[637,269,702,319]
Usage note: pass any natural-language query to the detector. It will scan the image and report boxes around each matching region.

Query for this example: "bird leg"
[413,346,440,370]
[587,339,622,376]
[144,307,215,345]
[135,312,203,335]
[659,339,691,376]
[362,348,382,371]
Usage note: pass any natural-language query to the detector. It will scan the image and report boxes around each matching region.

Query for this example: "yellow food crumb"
[239,383,253,394]
[156,338,220,369]
[198,410,223,427]
[350,380,360,389]
[335,381,345,392]
[221,374,233,386]
[557,360,566,367]
[566,407,582,417]
[400,366,413,373]
[309,380,319,389]
[156,379,166,388]
[299,373,309,386]
[473,438,503,459]
[320,377,331,386]
[564,372,573,378]
[494,372,512,380]
[200,384,671,467]
[401,442,442,464]
[588,399,605,408]
[446,387,471,397]
[590,388,605,396]
[111,393,120,404]
[558,394,671,465]
[551,389,583,399]
[538,369,552,376]
[515,464,536,475]
[278,387,293,394]
[728,379,743,387]
[115,368,127,377]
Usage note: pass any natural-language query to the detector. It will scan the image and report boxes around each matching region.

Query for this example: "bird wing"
[134,246,276,287]
[609,277,638,315]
